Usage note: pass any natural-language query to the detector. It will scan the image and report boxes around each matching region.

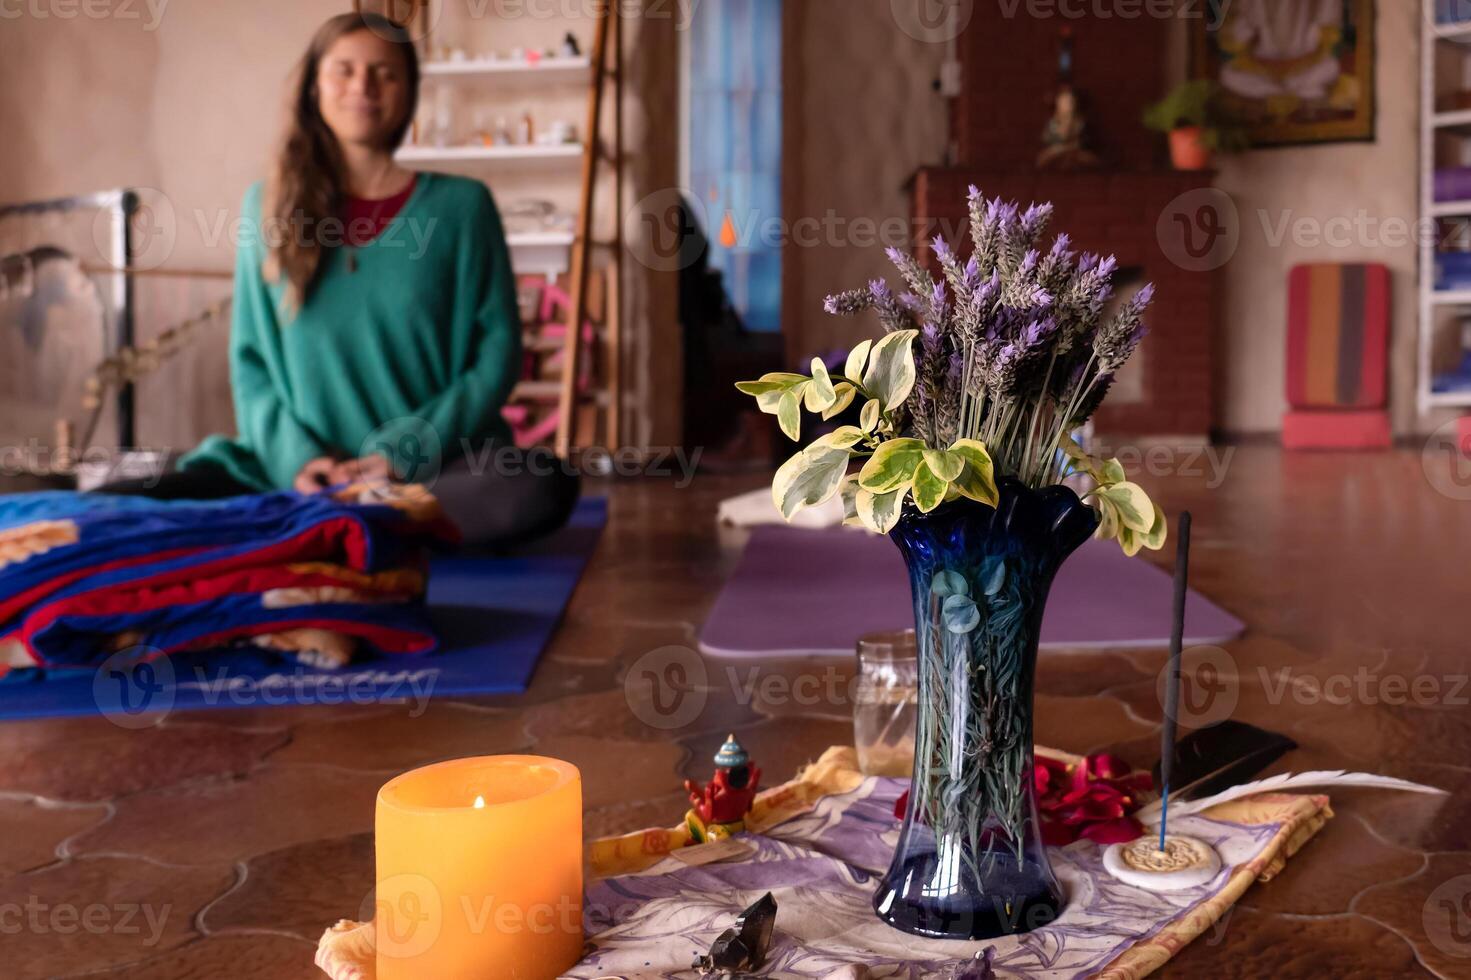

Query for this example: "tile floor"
[1,446,1468,978]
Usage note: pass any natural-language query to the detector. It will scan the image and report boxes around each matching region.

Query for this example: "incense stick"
[1159,510,1191,850]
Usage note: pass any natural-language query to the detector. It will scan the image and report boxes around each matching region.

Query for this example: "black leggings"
[94,442,581,552]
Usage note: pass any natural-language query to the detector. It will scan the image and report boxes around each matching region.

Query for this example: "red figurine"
[683,733,761,842]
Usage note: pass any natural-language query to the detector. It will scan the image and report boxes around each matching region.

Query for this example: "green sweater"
[182,172,520,490]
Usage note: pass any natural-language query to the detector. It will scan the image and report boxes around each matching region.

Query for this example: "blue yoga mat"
[0,497,606,721]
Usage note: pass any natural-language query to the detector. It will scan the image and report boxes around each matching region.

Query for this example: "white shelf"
[1432,109,1471,130]
[507,230,575,278]
[1421,2,1471,417]
[1429,199,1471,216]
[1434,20,1471,42]
[395,143,582,164]
[422,56,591,80]
[1427,390,1471,407]
[507,230,575,247]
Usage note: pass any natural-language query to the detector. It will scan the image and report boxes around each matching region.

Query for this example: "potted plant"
[735,189,1165,940]
[1143,79,1246,170]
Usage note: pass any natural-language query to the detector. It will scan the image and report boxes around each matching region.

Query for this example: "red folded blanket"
[0,482,456,674]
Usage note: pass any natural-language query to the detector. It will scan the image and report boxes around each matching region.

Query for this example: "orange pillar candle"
[375,756,583,979]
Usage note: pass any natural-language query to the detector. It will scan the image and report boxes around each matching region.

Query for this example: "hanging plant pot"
[872,478,1098,941]
[1169,126,1213,171]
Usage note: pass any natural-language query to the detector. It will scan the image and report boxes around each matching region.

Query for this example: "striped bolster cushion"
[1286,263,1390,410]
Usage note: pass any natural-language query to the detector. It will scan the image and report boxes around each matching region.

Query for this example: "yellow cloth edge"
[585,744,1334,980]
[320,745,1333,979]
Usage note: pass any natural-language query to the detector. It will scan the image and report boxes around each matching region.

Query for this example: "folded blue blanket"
[0,484,451,671]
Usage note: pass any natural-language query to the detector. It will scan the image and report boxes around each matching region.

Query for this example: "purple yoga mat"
[698,525,1244,658]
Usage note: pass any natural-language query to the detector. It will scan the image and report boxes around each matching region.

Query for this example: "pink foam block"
[1281,410,1391,451]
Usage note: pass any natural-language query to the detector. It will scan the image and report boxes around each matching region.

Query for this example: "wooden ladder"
[390,0,624,459]
[554,7,623,458]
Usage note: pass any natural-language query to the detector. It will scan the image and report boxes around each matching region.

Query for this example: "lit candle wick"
[473,795,486,809]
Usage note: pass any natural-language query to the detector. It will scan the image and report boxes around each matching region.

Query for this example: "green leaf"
[771,445,850,520]
[1099,482,1155,533]
[755,388,786,415]
[860,399,882,433]
[948,438,998,506]
[839,474,862,526]
[734,372,807,393]
[812,425,866,450]
[1093,496,1119,541]
[1139,501,1168,551]
[858,437,925,493]
[856,486,905,533]
[735,380,786,397]
[805,358,837,412]
[1118,523,1144,557]
[777,388,802,441]
[861,329,918,411]
[942,594,980,634]
[844,340,872,382]
[931,569,968,598]
[1099,457,1127,486]
[922,448,964,483]
[981,557,1007,596]
[911,457,950,512]
[821,382,856,420]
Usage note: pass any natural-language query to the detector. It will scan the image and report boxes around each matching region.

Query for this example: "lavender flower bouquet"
[736,188,1168,940]
[737,186,1166,555]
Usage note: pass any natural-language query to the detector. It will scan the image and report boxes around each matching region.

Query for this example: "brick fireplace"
[911,7,1218,438]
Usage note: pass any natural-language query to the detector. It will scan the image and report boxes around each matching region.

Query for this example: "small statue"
[1037,27,1099,171]
[684,733,761,842]
[1037,87,1099,171]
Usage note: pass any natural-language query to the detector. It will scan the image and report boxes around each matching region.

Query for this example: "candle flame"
[473,795,486,809]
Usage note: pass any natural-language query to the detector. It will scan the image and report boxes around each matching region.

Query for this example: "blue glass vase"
[872,478,1098,940]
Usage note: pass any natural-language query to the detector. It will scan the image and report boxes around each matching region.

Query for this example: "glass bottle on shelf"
[432,84,454,148]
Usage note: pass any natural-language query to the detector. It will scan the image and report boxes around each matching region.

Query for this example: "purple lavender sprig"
[819,188,1154,486]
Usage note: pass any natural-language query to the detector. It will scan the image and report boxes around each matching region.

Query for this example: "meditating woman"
[100,11,578,548]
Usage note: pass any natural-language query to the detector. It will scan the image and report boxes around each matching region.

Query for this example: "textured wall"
[1198,1,1425,436]
[953,2,1168,172]
[788,0,1426,437]
[914,168,1219,437]
[781,0,950,363]
[0,0,680,453]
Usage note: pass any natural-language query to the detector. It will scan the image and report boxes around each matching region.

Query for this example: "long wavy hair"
[263,11,420,309]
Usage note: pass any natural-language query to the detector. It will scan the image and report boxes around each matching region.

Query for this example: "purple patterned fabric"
[571,776,1278,978]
